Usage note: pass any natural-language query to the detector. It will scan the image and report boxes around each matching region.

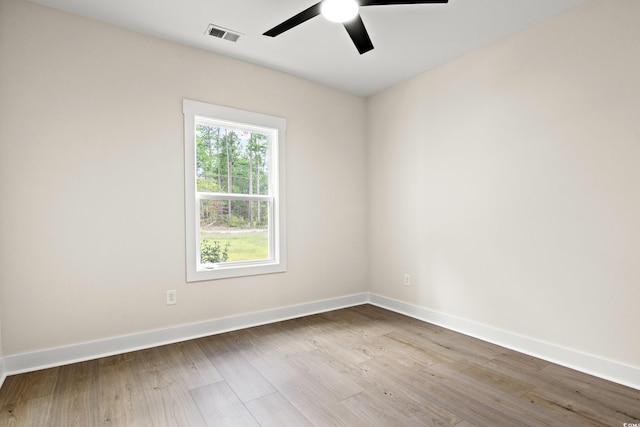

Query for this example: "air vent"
[223,32,240,42]
[206,24,242,43]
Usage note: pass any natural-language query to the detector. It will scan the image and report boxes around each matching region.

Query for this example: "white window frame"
[183,99,286,282]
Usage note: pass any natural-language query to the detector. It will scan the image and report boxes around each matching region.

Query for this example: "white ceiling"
[30,0,589,97]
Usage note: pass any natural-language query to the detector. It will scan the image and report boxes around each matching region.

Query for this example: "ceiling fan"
[263,0,449,55]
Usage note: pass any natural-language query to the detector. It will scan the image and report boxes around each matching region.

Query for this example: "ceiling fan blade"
[360,0,448,5]
[343,14,374,55]
[263,2,322,37]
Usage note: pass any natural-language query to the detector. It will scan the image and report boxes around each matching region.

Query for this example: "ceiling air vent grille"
[223,32,240,42]
[206,24,242,43]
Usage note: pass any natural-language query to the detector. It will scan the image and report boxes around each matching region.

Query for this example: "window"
[183,99,286,281]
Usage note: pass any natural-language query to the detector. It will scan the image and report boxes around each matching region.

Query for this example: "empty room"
[0,0,639,425]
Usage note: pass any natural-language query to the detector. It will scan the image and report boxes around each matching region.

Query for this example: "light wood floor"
[1,304,638,426]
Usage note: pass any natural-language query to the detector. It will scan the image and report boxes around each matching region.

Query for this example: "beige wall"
[367,0,640,367]
[0,0,367,356]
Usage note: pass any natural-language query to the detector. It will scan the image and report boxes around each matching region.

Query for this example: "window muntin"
[184,100,286,281]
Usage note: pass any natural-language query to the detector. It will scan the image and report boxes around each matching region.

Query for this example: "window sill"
[188,260,286,282]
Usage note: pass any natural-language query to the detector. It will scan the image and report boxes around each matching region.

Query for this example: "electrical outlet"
[166,290,177,305]
[403,273,411,286]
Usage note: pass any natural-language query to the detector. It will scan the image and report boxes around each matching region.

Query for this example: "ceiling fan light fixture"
[321,0,359,23]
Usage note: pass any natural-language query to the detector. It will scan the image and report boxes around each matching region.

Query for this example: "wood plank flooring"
[1,304,638,426]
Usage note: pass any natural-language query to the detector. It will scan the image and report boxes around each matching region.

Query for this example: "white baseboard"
[3,293,368,376]
[367,293,640,391]
[0,357,5,390]
[2,292,638,392]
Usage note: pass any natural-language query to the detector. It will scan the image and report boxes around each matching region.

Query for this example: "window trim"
[183,99,286,282]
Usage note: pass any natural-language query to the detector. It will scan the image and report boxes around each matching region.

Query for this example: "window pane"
[199,199,270,264]
[195,123,270,195]
[185,99,285,281]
